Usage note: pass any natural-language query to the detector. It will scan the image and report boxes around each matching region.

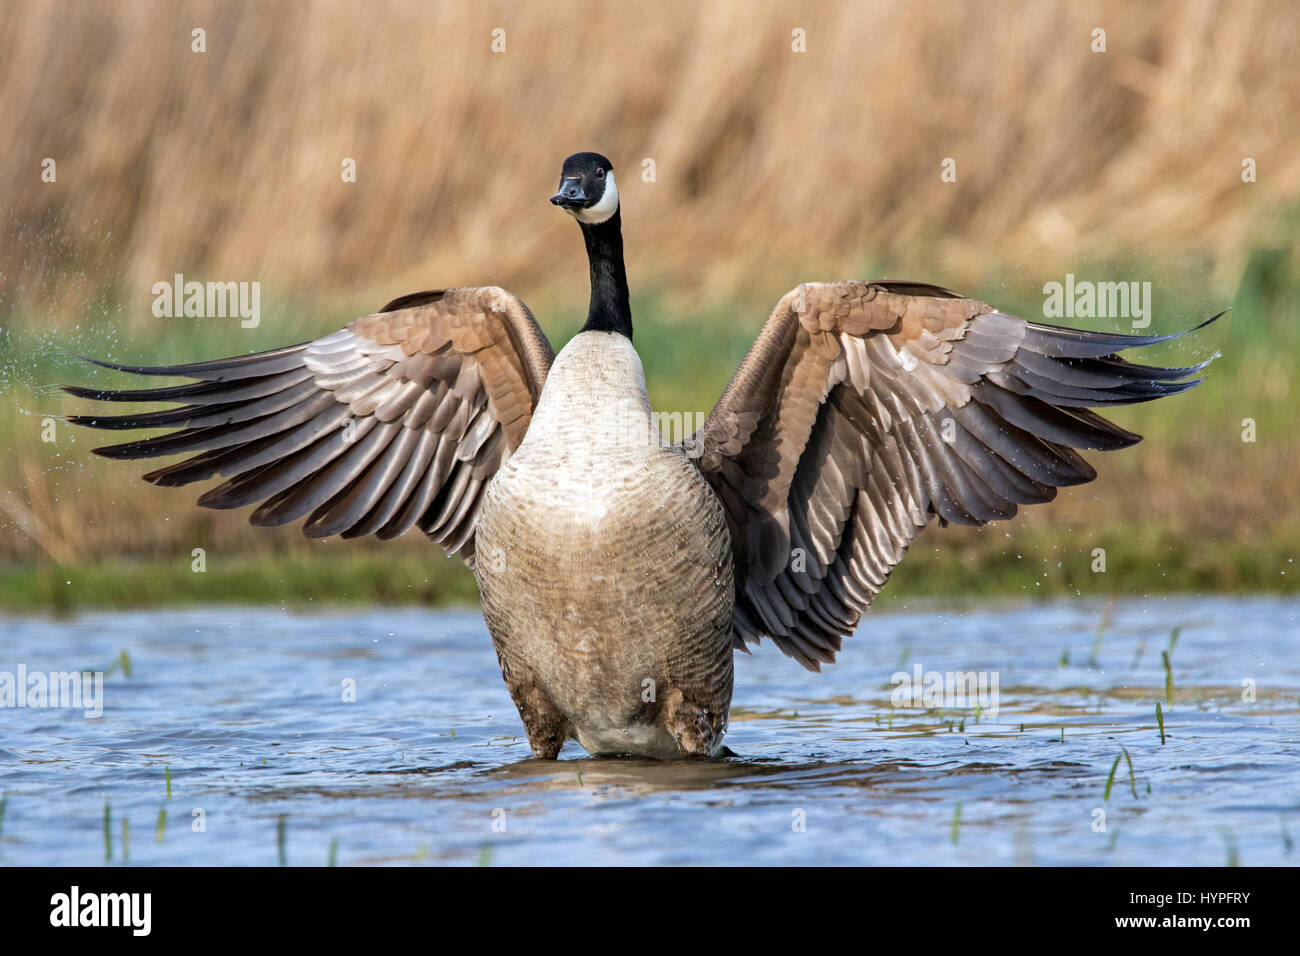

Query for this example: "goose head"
[551,152,619,225]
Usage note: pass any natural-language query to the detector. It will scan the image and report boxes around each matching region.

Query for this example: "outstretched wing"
[689,280,1217,670]
[65,286,555,564]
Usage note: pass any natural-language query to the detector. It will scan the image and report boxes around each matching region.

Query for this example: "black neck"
[578,209,632,339]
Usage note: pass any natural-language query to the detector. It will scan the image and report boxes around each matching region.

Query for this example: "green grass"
[1,514,1293,612]
[0,552,481,612]
[1104,747,1138,802]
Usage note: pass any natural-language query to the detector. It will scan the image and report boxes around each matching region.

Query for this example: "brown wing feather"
[690,281,1217,671]
[64,286,555,565]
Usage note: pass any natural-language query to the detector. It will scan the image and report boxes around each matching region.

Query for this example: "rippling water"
[1,596,1296,865]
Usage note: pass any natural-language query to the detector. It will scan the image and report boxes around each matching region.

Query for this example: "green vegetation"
[0,553,480,612]
[1104,747,1138,802]
[1,514,1293,612]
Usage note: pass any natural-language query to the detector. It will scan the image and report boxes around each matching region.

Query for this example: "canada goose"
[67,151,1217,759]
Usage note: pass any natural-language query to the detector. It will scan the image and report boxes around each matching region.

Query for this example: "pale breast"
[475,332,734,737]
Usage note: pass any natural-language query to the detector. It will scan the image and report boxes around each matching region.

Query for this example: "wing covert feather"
[689,280,1216,670]
[65,286,555,564]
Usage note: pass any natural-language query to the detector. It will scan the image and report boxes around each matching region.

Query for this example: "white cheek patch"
[575,171,619,224]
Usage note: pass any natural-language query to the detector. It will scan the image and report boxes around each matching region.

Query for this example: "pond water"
[0,596,1296,866]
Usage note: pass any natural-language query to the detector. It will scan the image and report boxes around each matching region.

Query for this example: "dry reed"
[1,0,1296,321]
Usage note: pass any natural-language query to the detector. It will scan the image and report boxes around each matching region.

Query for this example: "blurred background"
[1,0,1296,609]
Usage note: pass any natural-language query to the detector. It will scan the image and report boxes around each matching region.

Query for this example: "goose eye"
[596,169,605,180]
